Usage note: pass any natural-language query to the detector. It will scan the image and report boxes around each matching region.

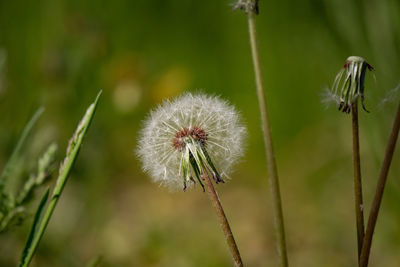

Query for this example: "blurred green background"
[1,0,400,266]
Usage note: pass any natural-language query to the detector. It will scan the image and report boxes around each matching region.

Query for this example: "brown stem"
[360,100,400,267]
[351,102,365,263]
[202,172,244,267]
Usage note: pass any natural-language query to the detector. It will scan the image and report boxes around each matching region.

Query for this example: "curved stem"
[360,100,400,267]
[351,102,365,263]
[202,172,243,267]
[247,10,288,267]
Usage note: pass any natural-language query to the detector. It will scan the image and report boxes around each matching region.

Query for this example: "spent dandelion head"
[137,93,246,191]
[330,56,374,113]
[233,0,259,14]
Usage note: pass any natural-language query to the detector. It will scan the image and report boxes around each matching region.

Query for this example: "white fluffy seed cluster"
[136,93,246,190]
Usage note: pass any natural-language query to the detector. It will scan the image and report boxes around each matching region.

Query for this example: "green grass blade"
[55,91,101,195]
[19,188,49,266]
[19,91,101,267]
[0,107,44,188]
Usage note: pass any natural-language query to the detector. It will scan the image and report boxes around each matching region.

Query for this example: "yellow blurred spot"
[102,219,131,261]
[101,53,144,89]
[151,67,191,102]
[113,80,142,113]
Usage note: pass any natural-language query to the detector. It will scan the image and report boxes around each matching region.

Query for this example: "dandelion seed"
[330,56,374,113]
[379,80,400,109]
[136,93,246,191]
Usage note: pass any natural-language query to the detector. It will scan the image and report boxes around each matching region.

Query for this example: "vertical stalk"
[247,9,288,267]
[360,100,400,267]
[351,101,365,263]
[202,172,243,267]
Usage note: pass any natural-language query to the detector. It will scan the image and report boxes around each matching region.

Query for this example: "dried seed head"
[233,0,259,14]
[136,93,246,191]
[330,56,373,113]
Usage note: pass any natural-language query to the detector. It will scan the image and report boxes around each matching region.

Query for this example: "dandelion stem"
[246,6,288,267]
[202,172,243,267]
[351,102,365,263]
[360,99,400,267]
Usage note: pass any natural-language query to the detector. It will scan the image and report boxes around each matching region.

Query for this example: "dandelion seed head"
[328,56,373,113]
[136,93,246,190]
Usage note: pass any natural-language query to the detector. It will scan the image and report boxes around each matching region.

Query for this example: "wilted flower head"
[330,56,374,113]
[233,0,259,14]
[137,93,246,191]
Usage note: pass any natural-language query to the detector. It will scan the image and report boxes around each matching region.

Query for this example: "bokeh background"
[1,0,400,266]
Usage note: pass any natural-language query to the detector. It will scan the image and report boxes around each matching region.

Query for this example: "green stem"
[247,8,288,267]
[202,172,243,267]
[351,102,365,263]
[360,100,400,267]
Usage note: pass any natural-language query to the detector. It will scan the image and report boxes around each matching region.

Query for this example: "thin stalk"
[351,101,365,263]
[247,9,288,267]
[360,100,400,267]
[202,172,243,267]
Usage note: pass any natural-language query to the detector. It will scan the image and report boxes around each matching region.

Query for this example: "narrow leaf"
[19,188,49,266]
[19,91,101,267]
[0,107,44,187]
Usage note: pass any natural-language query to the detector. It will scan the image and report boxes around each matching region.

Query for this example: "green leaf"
[19,91,101,267]
[19,188,49,267]
[0,107,44,189]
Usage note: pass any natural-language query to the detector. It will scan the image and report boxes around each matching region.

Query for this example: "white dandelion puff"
[136,93,247,191]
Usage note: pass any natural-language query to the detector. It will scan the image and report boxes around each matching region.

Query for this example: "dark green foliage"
[0,108,57,233]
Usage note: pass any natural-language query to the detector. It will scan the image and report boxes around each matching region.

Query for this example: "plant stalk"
[360,100,400,267]
[202,172,243,267]
[247,9,288,267]
[351,102,365,263]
